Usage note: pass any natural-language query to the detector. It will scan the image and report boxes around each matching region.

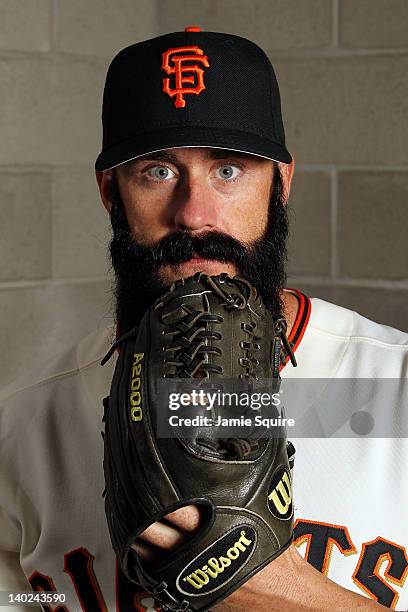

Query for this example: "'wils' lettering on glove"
[101,272,296,612]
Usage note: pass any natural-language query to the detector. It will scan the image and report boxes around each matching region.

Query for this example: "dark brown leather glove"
[102,272,296,611]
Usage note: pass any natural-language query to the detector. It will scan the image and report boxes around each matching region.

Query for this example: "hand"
[133,507,386,611]
[132,505,203,565]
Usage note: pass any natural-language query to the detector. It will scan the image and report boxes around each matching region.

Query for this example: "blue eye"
[147,166,176,180]
[217,165,240,180]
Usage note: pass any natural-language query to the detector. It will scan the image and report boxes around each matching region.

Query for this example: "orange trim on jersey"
[352,536,408,609]
[294,518,357,576]
[294,534,312,558]
[294,517,357,535]
[280,288,311,371]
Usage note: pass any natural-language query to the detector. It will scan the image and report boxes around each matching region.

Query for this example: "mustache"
[150,230,250,268]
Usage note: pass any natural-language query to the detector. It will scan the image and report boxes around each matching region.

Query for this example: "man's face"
[97,147,293,332]
[114,147,274,284]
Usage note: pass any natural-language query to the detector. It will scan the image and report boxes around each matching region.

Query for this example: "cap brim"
[95,126,292,171]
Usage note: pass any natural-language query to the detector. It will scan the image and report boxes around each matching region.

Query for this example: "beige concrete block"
[340,0,408,49]
[52,170,110,278]
[287,171,331,276]
[50,56,107,165]
[338,172,408,279]
[58,0,158,57]
[333,287,408,333]
[0,281,112,388]
[0,56,107,166]
[0,0,51,52]
[0,59,52,165]
[275,56,408,165]
[157,0,332,50]
[0,173,52,281]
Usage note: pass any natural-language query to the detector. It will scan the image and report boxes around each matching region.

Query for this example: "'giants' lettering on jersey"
[294,519,408,609]
[28,519,408,610]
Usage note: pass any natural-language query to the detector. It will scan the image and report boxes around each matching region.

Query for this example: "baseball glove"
[101,272,296,611]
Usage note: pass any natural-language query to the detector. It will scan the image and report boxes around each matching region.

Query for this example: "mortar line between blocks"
[51,0,59,52]
[331,168,338,279]
[0,277,109,291]
[332,0,340,48]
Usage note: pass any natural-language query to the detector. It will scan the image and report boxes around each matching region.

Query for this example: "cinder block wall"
[0,0,158,387]
[1,1,407,387]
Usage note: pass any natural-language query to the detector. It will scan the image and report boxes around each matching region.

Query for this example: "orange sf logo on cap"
[162,46,210,109]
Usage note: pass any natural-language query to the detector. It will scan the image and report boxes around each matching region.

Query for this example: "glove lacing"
[154,274,266,458]
[154,273,261,380]
[160,305,223,378]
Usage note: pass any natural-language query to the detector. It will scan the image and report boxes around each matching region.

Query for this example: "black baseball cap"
[95,26,292,171]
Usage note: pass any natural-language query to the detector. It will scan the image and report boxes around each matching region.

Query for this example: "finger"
[138,520,187,549]
[163,505,203,532]
[131,539,167,564]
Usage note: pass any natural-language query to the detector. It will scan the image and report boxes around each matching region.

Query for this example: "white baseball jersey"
[1,290,407,611]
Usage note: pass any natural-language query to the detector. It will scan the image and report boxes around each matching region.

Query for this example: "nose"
[174,176,217,232]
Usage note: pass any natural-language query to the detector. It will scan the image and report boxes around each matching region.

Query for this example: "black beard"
[109,172,289,334]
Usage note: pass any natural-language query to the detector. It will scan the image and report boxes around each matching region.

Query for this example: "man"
[0,27,407,611]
